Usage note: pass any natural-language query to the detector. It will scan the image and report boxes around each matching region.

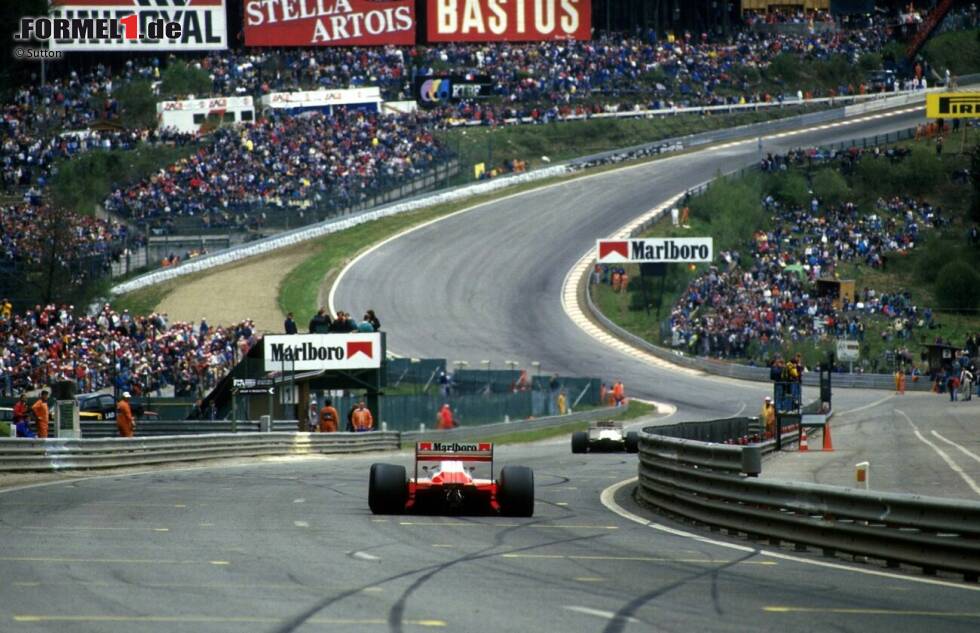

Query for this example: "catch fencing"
[636,420,980,581]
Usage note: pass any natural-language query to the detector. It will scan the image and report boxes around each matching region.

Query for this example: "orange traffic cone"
[822,421,833,451]
[799,428,809,452]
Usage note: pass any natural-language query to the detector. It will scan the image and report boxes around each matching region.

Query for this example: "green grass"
[485,400,656,445]
[0,422,10,437]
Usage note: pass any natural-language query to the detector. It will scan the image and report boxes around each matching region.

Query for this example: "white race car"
[571,420,638,454]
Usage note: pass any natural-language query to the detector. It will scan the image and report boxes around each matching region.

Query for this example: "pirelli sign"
[926,93,980,119]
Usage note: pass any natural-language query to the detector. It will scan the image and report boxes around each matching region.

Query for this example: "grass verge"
[488,400,657,445]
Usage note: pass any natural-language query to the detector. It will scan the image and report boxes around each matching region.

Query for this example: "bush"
[769,171,809,207]
[898,146,945,196]
[923,29,980,77]
[812,169,850,206]
[115,79,157,130]
[160,60,212,98]
[767,54,801,84]
[854,156,896,197]
[934,261,980,313]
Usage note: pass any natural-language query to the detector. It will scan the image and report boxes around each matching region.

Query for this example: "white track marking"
[836,394,896,416]
[557,107,923,380]
[600,477,980,592]
[563,606,639,623]
[351,551,380,561]
[897,411,980,497]
[331,105,923,361]
[293,521,309,528]
[931,431,980,465]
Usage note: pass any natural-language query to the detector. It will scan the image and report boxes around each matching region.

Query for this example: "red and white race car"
[369,441,534,516]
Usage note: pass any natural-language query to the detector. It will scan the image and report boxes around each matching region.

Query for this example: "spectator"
[364,310,381,331]
[308,308,331,334]
[284,312,298,335]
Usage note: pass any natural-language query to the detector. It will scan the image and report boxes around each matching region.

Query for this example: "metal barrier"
[636,425,980,580]
[401,406,619,446]
[78,419,300,438]
[0,431,401,472]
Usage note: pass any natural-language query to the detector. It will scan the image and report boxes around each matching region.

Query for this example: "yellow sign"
[926,92,980,118]
[473,162,486,179]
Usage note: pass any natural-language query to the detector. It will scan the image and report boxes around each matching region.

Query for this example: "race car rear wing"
[415,441,494,479]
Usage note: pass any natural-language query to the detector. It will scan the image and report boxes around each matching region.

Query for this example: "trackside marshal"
[596,238,713,264]
[264,333,382,371]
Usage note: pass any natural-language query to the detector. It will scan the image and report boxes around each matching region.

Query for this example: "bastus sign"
[427,0,591,42]
[263,333,383,372]
[244,0,415,46]
[50,0,227,51]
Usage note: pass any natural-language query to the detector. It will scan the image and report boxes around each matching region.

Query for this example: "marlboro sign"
[597,238,713,264]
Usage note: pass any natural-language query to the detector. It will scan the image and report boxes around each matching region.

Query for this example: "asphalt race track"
[1,439,978,633]
[3,107,979,632]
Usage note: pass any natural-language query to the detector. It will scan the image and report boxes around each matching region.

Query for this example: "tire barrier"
[0,432,401,472]
[636,424,980,581]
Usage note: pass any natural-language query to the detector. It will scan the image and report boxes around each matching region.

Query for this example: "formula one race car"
[571,420,639,454]
[369,442,534,516]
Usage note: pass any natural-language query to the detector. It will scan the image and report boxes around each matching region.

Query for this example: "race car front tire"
[571,431,589,454]
[498,466,534,517]
[369,463,407,514]
[625,431,639,453]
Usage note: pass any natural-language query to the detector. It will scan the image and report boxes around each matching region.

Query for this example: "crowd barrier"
[636,422,980,580]
[111,84,947,297]
[0,432,401,472]
[0,406,623,472]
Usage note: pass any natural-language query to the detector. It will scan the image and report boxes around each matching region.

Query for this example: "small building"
[816,278,855,310]
[156,96,255,134]
[257,88,382,117]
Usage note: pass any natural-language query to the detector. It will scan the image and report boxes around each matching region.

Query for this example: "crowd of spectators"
[102,109,445,228]
[662,150,946,362]
[0,202,144,276]
[0,303,258,398]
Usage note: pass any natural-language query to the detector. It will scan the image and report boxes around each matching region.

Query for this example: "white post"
[855,461,870,490]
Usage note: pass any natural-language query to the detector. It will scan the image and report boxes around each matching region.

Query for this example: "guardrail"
[636,425,980,581]
[78,419,300,438]
[112,85,942,296]
[0,431,401,472]
[400,406,620,446]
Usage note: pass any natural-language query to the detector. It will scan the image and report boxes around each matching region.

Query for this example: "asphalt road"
[333,108,927,420]
[1,435,978,633]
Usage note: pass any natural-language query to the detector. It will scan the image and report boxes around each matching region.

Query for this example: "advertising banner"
[264,333,383,372]
[413,75,493,108]
[596,238,714,264]
[49,0,227,51]
[925,92,980,118]
[244,0,415,46]
[427,0,591,42]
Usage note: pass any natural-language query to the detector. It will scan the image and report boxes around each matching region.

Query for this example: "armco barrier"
[636,426,980,580]
[0,431,400,472]
[401,406,620,446]
[78,420,299,438]
[112,86,943,297]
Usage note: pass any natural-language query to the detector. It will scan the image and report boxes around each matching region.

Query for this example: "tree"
[812,169,850,206]
[160,60,212,99]
[116,79,157,130]
[934,261,980,313]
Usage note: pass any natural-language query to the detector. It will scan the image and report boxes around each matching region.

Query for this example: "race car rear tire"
[571,431,589,454]
[625,431,639,453]
[369,463,407,515]
[498,466,534,517]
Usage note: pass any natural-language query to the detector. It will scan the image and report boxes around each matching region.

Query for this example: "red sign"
[427,0,590,42]
[244,0,415,46]
[346,340,374,359]
[598,241,628,261]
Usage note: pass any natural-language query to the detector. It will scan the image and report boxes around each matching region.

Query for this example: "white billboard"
[156,96,254,134]
[258,88,383,114]
[596,238,714,264]
[263,333,382,372]
[49,0,227,51]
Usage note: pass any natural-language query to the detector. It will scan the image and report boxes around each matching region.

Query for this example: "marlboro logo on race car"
[416,442,493,461]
